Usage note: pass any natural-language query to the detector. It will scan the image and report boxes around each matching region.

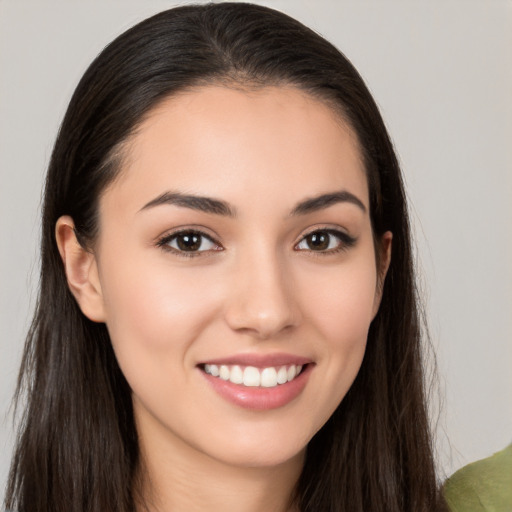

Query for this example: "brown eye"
[176,232,202,251]
[295,229,356,253]
[161,230,219,253]
[305,231,330,251]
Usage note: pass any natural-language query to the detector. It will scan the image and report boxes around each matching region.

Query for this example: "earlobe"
[55,216,106,322]
[372,231,393,319]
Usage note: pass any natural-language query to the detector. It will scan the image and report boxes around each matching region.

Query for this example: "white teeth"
[229,365,243,384]
[277,366,288,384]
[203,363,304,387]
[219,365,230,380]
[260,367,278,387]
[243,366,260,386]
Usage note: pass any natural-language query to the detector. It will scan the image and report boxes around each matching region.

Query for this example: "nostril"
[224,307,300,340]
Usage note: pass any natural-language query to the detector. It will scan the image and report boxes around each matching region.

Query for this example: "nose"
[224,249,301,340]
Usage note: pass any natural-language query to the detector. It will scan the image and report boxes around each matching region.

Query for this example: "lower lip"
[200,364,313,411]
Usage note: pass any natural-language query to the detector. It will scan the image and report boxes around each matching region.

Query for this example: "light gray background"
[1,0,511,500]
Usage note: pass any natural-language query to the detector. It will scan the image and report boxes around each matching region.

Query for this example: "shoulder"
[443,443,512,512]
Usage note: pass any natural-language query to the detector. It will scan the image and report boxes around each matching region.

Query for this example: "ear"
[55,216,106,322]
[372,231,392,319]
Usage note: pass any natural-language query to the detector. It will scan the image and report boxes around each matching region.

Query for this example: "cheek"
[299,258,378,349]
[290,256,378,435]
[99,255,223,359]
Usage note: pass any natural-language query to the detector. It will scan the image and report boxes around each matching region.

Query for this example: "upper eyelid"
[157,226,221,244]
[295,225,352,243]
[156,230,222,255]
[294,227,357,253]
[156,230,223,258]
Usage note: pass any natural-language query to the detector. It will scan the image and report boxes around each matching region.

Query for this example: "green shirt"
[444,443,512,512]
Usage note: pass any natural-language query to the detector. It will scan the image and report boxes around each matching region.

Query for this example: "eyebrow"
[290,190,367,216]
[140,191,236,217]
[139,189,366,217]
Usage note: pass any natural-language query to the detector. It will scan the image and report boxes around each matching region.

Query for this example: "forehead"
[104,85,368,213]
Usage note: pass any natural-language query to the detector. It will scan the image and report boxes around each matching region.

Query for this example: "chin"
[198,423,311,470]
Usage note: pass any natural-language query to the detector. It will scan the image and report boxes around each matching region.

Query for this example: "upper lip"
[197,352,313,368]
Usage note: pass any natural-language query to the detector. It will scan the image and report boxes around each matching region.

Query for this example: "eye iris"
[307,231,330,251]
[177,233,201,251]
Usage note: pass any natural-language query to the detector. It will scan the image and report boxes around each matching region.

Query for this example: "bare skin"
[56,85,391,512]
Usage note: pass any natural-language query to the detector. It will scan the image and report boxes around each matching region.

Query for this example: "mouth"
[200,363,306,388]
[197,356,313,410]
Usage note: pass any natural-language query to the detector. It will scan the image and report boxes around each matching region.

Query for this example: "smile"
[198,355,313,410]
[203,364,304,388]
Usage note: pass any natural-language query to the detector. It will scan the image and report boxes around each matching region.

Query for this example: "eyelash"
[156,227,356,258]
[156,229,221,258]
[296,228,356,255]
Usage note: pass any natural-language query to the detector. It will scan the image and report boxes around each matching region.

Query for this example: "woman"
[4,3,446,511]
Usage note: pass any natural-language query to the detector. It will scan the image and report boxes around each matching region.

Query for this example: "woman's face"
[89,85,390,469]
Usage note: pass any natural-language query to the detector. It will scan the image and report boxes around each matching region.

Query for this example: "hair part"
[6,3,446,512]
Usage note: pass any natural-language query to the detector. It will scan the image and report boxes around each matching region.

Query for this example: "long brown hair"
[5,3,445,511]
